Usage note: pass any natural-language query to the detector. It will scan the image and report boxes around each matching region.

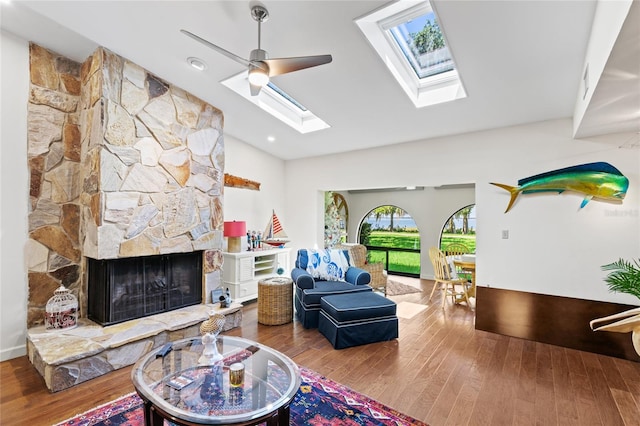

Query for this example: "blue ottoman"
[318,292,398,349]
[294,282,373,329]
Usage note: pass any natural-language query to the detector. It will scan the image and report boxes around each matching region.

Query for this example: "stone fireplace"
[25,45,238,392]
[26,45,225,327]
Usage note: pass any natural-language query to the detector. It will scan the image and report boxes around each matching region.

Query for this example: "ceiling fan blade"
[263,55,332,77]
[181,29,252,68]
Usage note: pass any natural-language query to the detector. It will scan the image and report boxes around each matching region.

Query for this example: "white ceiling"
[2,1,638,160]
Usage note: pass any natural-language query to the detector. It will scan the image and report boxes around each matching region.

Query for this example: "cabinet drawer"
[227,281,258,301]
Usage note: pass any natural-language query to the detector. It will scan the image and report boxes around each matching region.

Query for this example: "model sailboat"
[262,210,290,247]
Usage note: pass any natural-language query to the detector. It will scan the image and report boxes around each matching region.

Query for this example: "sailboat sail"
[263,210,289,246]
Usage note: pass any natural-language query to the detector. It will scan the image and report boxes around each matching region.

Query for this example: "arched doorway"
[358,205,420,277]
[439,204,476,253]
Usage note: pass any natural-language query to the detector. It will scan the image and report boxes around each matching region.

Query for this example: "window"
[359,205,420,276]
[355,1,466,108]
[439,204,476,253]
[388,11,453,79]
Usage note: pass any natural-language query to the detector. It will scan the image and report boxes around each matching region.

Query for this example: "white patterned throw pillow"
[305,249,350,281]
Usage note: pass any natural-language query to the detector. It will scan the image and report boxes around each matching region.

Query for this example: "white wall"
[342,187,475,278]
[0,30,29,361]
[573,0,633,136]
[223,134,287,251]
[284,119,639,305]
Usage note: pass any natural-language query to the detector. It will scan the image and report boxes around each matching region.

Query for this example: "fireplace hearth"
[87,252,203,326]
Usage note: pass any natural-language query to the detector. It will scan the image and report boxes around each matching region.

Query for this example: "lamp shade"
[224,221,247,237]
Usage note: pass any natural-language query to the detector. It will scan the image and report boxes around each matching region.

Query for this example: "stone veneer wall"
[79,47,225,260]
[26,44,225,328]
[27,44,83,328]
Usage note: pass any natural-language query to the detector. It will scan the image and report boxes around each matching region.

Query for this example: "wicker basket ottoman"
[258,277,294,325]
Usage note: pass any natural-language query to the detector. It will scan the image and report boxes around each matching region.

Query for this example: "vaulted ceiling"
[2,1,638,160]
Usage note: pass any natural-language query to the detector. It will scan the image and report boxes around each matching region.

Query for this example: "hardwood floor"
[1,278,639,425]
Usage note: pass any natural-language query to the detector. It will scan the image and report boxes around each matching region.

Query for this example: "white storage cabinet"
[222,248,290,303]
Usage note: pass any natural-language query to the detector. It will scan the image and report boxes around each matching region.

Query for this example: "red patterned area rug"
[55,367,428,426]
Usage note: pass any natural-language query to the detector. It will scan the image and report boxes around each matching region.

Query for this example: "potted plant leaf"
[601,258,640,300]
[590,258,640,357]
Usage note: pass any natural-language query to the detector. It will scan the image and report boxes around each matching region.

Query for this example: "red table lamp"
[224,221,246,253]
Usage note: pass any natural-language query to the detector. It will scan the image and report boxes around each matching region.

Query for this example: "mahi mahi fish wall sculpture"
[491,162,629,213]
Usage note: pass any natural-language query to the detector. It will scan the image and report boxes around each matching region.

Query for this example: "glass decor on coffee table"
[131,336,300,426]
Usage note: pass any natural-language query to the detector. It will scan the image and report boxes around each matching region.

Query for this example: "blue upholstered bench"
[318,292,398,349]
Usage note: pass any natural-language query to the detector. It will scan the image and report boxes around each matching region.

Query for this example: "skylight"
[267,82,307,112]
[221,72,329,134]
[356,1,466,108]
[389,11,454,79]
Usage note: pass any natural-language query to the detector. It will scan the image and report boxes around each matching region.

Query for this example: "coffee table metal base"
[141,396,292,426]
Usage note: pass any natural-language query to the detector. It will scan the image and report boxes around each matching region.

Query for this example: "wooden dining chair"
[428,247,472,309]
[443,243,469,256]
[443,243,471,281]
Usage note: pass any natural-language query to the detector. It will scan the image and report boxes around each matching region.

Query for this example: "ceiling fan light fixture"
[182,5,331,95]
[248,66,269,87]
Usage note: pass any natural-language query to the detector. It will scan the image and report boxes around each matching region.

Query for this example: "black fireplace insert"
[87,252,202,326]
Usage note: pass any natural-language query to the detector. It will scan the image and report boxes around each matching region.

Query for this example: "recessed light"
[267,136,276,142]
[187,57,207,71]
[406,186,416,190]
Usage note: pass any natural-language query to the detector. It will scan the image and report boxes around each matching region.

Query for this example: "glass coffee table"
[131,336,300,426]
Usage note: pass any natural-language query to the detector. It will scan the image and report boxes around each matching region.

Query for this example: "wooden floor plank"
[550,346,580,425]
[581,351,627,426]
[463,333,502,426]
[442,331,483,426]
[513,338,537,425]
[599,354,633,392]
[610,388,640,426]
[614,357,640,410]
[490,337,523,426]
[1,276,639,426]
[569,367,606,426]
[424,325,474,424]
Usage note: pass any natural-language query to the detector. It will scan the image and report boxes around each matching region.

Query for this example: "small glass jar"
[44,285,78,331]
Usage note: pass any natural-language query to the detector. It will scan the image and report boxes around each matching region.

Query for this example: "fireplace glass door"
[88,252,202,326]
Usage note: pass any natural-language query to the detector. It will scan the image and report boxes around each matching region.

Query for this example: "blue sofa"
[292,249,372,328]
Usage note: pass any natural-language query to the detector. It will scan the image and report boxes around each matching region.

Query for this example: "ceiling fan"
[181,5,332,96]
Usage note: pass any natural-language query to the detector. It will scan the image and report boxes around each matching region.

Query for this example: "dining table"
[453,254,476,298]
